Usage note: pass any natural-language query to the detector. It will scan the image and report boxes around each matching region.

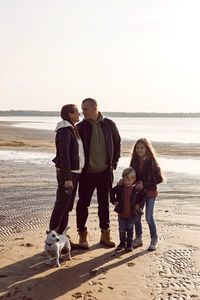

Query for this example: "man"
[76,98,121,248]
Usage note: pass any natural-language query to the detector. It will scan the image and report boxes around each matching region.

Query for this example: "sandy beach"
[0,122,200,300]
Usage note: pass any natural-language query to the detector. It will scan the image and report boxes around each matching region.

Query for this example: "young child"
[130,138,163,251]
[110,167,145,251]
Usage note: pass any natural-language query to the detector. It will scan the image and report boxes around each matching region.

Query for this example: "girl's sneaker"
[148,236,158,251]
[132,235,143,248]
[116,242,125,250]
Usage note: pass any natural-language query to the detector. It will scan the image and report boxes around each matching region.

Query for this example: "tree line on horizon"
[0,110,200,117]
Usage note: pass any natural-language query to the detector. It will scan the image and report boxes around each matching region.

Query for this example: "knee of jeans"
[146,214,153,224]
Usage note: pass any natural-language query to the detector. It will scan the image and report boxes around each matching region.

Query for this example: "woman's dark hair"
[130,138,163,180]
[60,104,80,139]
[61,104,76,123]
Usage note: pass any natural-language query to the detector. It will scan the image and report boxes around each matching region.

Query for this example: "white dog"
[44,226,71,267]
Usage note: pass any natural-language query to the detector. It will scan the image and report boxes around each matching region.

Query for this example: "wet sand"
[0,122,200,299]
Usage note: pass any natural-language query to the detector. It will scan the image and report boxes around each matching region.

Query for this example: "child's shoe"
[126,245,133,252]
[116,242,125,250]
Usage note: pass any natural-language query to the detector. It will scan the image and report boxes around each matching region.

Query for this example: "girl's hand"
[114,202,119,205]
[117,179,123,186]
[135,181,143,190]
[64,180,73,189]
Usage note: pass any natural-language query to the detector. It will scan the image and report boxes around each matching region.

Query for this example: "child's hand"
[117,179,123,186]
[135,181,143,190]
[114,202,119,205]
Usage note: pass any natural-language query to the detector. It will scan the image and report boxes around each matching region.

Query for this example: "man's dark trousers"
[76,168,113,231]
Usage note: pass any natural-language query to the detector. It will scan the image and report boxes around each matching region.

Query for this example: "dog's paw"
[56,263,60,267]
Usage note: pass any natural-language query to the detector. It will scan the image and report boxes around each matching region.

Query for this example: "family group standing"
[49,98,163,252]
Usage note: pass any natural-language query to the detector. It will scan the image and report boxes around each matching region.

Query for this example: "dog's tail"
[62,226,70,235]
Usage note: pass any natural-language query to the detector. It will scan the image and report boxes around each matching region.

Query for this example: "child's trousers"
[118,216,139,246]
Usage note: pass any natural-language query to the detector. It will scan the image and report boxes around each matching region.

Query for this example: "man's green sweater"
[87,113,108,173]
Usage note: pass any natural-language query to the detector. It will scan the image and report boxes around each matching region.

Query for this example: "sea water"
[0,116,200,144]
[0,116,200,175]
[1,150,200,176]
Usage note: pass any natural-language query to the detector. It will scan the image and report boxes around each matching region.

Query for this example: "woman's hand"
[135,204,139,210]
[135,181,143,190]
[64,180,73,189]
[114,201,119,205]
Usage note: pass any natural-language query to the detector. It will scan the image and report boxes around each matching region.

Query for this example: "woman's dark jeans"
[49,169,80,234]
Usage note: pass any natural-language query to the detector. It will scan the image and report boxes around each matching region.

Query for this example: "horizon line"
[0,110,200,114]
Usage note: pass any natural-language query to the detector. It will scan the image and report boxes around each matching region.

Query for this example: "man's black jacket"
[77,117,121,171]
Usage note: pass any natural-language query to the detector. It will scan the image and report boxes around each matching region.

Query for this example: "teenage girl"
[130,138,163,250]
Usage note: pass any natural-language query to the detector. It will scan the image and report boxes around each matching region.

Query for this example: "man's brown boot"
[78,230,89,249]
[100,229,115,247]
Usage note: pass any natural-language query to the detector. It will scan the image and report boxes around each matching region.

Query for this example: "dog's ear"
[46,229,51,234]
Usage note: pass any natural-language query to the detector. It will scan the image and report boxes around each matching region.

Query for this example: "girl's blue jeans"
[118,216,139,246]
[135,197,157,238]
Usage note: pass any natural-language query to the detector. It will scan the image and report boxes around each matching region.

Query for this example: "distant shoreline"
[0,110,200,118]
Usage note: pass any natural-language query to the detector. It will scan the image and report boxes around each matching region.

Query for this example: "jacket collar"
[55,120,73,132]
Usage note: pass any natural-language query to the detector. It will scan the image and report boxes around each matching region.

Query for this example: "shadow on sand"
[0,243,148,299]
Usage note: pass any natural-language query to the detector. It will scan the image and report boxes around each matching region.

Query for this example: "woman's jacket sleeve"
[58,129,73,181]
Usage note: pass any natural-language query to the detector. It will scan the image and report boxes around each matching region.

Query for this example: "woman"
[49,104,84,235]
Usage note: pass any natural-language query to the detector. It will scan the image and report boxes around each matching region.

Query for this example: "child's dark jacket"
[110,185,145,216]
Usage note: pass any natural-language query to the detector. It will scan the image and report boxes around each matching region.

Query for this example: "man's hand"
[114,201,119,205]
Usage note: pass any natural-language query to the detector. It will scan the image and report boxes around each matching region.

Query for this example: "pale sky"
[1,0,200,112]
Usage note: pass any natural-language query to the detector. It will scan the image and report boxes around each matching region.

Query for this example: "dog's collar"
[45,241,55,246]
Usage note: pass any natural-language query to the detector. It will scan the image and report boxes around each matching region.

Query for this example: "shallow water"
[119,156,200,176]
[1,150,200,176]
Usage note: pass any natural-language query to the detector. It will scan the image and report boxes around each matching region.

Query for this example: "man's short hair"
[122,167,136,179]
[82,98,97,107]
